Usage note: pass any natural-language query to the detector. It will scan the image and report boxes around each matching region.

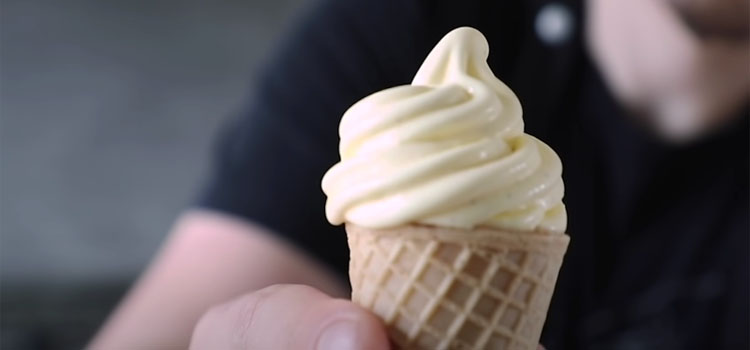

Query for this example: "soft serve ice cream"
[322,27,566,233]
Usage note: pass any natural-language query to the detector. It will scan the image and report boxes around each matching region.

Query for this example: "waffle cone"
[346,223,569,350]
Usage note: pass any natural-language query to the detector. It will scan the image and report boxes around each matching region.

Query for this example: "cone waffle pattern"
[347,224,569,350]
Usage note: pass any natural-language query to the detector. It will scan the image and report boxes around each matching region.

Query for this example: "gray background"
[1,0,302,348]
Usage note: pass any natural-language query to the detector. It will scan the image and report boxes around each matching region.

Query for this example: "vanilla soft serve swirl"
[322,27,566,233]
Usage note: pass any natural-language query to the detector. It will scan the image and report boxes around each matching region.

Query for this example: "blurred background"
[1,0,302,348]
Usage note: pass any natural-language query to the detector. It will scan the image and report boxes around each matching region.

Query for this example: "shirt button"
[535,3,574,46]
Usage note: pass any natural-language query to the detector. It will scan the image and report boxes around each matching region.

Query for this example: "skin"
[587,0,749,142]
[89,211,354,349]
[89,0,749,348]
[190,284,390,350]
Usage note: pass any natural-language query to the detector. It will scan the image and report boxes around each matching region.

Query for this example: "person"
[89,0,749,348]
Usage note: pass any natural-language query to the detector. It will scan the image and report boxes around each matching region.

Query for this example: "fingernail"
[316,320,358,350]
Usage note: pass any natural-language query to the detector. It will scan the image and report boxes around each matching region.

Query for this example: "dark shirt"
[198,0,749,348]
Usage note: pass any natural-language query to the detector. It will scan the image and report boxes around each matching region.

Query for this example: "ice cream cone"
[346,223,569,350]
[322,27,571,349]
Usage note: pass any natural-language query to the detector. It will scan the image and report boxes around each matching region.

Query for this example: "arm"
[89,210,348,349]
[91,0,430,347]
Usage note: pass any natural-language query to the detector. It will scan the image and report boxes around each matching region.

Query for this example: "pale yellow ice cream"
[322,27,566,233]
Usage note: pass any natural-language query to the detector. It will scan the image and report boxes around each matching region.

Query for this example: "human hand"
[190,284,390,350]
[190,284,547,350]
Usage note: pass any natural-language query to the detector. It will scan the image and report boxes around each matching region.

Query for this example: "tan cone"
[346,224,569,350]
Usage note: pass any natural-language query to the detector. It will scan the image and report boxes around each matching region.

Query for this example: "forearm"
[88,210,347,349]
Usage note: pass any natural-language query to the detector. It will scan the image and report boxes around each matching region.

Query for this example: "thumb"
[190,284,389,350]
